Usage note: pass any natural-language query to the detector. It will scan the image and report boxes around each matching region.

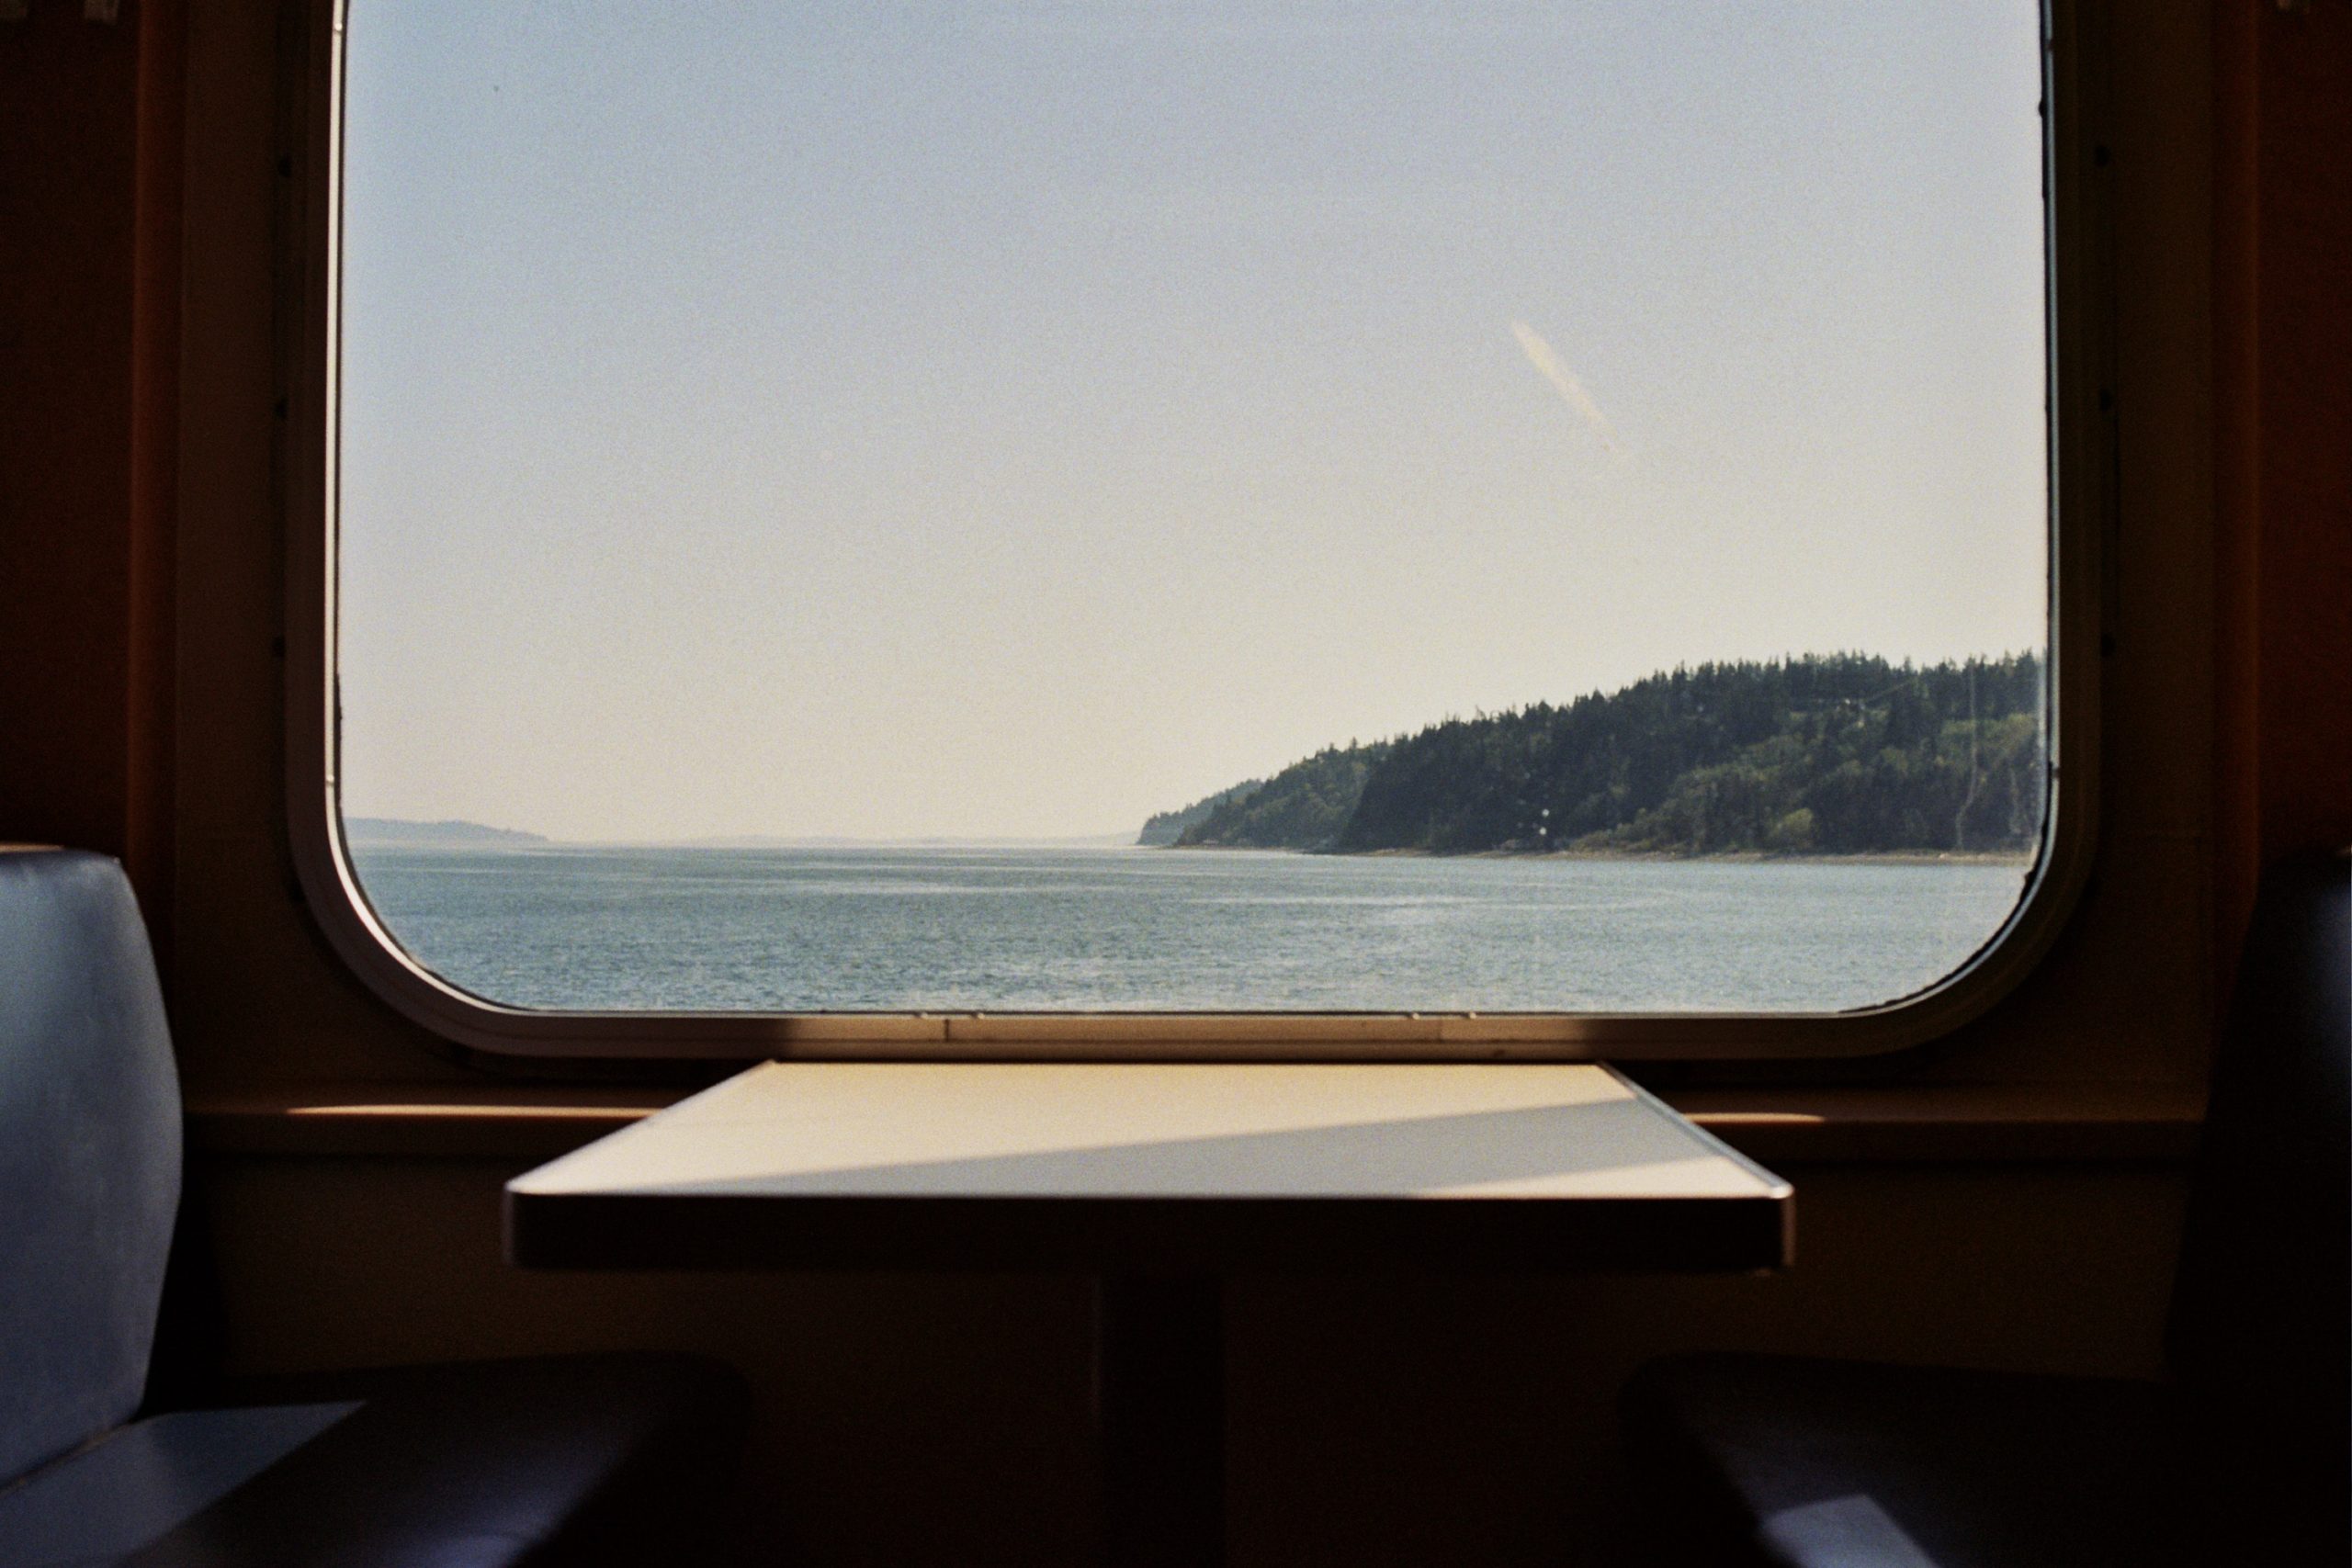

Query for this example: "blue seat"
[1620,849,2350,1568]
[0,849,751,1567]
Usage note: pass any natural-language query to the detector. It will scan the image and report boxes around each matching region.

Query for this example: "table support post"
[1095,1272,1224,1568]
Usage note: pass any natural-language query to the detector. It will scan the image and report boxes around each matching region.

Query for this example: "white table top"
[507,1062,1790,1274]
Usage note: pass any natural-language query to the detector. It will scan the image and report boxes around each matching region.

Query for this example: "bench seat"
[1622,1353,2190,1568]
[1,849,752,1565]
[1618,850,2348,1568]
[0,1353,746,1568]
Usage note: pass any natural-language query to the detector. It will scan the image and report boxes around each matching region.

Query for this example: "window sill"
[182,1077,2202,1166]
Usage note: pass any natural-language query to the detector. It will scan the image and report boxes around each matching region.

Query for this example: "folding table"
[507,1061,1792,1567]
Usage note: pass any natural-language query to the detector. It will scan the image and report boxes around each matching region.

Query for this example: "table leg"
[1095,1273,1224,1568]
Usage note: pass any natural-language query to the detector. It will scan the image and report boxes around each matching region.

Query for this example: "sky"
[336,0,2050,843]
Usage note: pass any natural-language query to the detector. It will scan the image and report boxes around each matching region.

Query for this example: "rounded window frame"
[281,0,2109,1063]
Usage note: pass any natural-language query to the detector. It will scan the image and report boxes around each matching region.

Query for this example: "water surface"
[349,844,2030,1014]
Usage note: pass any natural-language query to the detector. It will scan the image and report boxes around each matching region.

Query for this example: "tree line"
[1136,779,1265,845]
[1159,653,2046,856]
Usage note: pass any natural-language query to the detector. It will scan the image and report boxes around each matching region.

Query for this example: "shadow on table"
[638,1100,1748,1198]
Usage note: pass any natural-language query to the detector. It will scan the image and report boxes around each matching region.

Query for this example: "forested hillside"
[1172,742,1390,850]
[1148,654,2045,856]
[1136,780,1264,845]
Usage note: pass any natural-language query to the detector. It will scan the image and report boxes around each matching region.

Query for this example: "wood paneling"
[0,0,182,964]
[2212,0,2352,998]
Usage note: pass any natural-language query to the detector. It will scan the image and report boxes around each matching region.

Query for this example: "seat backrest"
[2166,848,2350,1553]
[0,849,182,1484]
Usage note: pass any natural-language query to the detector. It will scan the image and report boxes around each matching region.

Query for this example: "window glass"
[336,1,2050,1014]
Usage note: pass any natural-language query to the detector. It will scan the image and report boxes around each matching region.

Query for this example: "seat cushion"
[0,850,182,1484]
[2,1353,749,1568]
[0,1401,362,1568]
[1621,1354,2194,1568]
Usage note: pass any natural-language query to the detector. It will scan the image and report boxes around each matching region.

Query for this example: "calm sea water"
[346,844,2031,1014]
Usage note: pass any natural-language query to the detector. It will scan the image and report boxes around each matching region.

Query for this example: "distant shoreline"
[347,834,2033,867]
[1165,843,2036,866]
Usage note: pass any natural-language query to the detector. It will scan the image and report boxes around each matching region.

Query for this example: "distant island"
[342,817,548,849]
[1148,653,2044,858]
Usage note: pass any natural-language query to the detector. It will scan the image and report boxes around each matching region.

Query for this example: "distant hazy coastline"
[343,817,548,850]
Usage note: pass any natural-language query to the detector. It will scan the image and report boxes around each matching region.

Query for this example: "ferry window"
[328,1,2058,1028]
